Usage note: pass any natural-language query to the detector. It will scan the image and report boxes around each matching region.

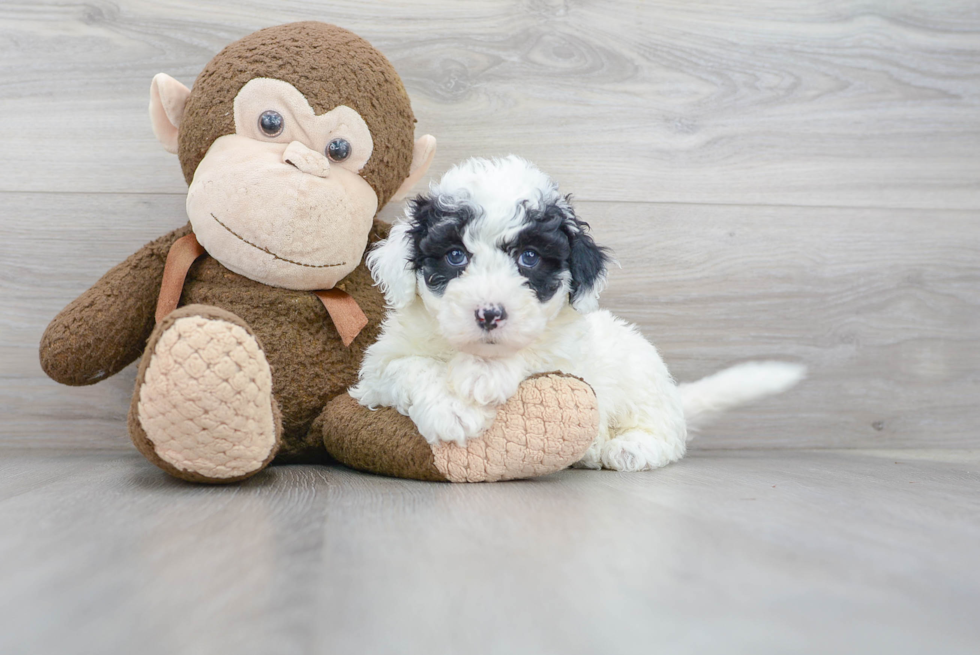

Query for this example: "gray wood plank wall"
[1,1,978,450]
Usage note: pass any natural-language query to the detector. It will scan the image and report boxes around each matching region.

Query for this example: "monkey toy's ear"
[390,135,437,203]
[148,73,192,155]
[366,220,418,309]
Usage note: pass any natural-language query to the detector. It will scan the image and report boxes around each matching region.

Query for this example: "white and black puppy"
[350,156,804,471]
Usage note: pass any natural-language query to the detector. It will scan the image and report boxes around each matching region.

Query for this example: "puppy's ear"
[367,220,417,309]
[561,199,610,313]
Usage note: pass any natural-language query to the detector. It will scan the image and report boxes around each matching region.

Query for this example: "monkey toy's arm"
[39,224,192,386]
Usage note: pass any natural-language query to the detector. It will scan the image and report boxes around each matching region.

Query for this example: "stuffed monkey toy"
[39,22,598,484]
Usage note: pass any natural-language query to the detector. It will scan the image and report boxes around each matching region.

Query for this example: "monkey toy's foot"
[317,373,599,483]
[129,305,281,483]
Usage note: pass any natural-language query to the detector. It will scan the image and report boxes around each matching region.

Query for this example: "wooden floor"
[2,1,979,653]
[1,448,978,655]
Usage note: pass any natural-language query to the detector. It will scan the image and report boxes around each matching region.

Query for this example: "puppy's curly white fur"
[350,156,805,471]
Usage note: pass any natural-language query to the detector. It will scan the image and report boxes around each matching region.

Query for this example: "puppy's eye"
[258,110,284,137]
[327,138,352,162]
[445,248,468,267]
[518,249,540,268]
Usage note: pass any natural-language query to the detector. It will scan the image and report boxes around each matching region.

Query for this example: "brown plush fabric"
[320,373,599,482]
[177,220,390,463]
[317,394,448,482]
[178,22,415,208]
[40,220,388,465]
[128,304,283,484]
[40,224,192,386]
[39,22,420,478]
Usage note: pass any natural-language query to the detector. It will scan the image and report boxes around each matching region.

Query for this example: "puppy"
[350,156,804,471]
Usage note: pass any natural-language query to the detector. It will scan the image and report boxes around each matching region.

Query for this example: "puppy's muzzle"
[475,304,507,331]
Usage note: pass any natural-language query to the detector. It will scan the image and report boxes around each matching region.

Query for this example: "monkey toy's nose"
[475,304,507,331]
[282,141,330,178]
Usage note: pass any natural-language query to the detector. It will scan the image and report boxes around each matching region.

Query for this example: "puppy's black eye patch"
[504,208,572,302]
[407,194,476,295]
[420,251,468,294]
[418,229,471,295]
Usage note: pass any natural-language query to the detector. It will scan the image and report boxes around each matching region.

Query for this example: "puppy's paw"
[455,372,517,406]
[448,354,523,406]
[600,430,685,472]
[600,439,649,471]
[409,395,494,446]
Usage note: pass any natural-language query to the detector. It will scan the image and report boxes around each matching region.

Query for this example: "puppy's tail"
[679,361,806,432]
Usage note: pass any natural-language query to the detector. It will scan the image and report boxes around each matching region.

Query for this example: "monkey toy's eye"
[258,110,284,137]
[326,138,352,162]
[445,248,468,267]
[518,249,540,268]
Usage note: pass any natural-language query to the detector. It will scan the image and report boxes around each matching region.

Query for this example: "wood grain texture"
[2,193,977,450]
[0,449,978,655]
[590,201,980,449]
[3,5,978,652]
[0,1,978,207]
[2,1,978,451]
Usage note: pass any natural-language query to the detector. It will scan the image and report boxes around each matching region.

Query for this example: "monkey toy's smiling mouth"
[185,134,379,291]
[209,213,345,270]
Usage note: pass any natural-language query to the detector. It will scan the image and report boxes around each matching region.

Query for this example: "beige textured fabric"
[430,374,599,483]
[136,314,278,479]
[234,78,374,172]
[186,133,379,292]
[149,73,191,154]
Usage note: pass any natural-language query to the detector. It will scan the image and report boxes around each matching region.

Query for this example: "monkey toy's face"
[147,22,435,292]
[186,78,380,290]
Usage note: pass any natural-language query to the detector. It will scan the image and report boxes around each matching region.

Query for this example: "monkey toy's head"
[148,22,435,290]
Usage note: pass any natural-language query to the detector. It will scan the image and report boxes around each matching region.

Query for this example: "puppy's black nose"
[475,305,507,331]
